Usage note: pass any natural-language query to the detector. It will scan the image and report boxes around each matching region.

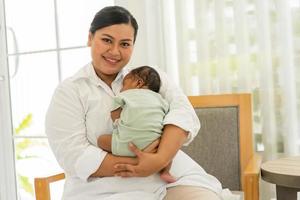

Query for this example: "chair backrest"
[182,94,254,191]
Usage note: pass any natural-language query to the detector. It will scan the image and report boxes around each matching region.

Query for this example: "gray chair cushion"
[182,106,241,190]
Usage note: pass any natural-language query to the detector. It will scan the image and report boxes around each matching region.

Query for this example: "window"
[2,0,113,199]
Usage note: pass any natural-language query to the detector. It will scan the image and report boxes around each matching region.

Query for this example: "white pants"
[164,185,221,200]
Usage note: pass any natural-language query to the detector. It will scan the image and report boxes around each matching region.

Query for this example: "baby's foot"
[160,172,176,183]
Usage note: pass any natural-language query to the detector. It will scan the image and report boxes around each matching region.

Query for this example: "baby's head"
[121,66,161,92]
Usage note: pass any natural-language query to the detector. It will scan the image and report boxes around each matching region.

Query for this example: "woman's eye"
[121,42,131,48]
[102,38,112,43]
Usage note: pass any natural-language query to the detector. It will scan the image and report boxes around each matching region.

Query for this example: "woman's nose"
[108,43,120,55]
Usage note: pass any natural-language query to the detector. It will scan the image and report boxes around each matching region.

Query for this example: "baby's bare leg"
[160,161,177,183]
[97,134,112,152]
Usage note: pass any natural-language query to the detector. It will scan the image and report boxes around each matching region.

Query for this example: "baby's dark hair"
[130,66,161,93]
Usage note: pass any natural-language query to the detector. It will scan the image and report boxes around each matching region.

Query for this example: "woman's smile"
[102,55,121,65]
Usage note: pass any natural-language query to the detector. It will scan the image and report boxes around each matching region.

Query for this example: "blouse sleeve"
[45,79,107,181]
[155,67,201,145]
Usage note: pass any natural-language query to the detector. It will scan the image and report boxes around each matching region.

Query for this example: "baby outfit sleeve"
[111,95,125,111]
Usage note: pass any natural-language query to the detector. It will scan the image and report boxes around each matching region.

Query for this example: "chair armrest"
[243,153,262,200]
[244,153,262,175]
[34,173,65,200]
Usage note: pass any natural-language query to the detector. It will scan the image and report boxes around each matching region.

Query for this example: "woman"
[46,6,222,200]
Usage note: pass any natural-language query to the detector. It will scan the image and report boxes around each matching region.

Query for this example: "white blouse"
[45,63,222,200]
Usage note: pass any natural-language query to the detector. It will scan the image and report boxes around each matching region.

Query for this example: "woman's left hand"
[113,143,166,177]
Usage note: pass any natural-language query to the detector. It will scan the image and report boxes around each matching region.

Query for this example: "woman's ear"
[87,32,93,46]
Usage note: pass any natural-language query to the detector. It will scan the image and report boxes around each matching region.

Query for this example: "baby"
[98,66,176,183]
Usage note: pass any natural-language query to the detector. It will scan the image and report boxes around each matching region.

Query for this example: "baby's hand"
[111,108,122,122]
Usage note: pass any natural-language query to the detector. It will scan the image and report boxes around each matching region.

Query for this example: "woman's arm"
[157,124,187,164]
[97,134,113,152]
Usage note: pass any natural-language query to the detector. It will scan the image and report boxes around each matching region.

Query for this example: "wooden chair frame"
[188,94,262,200]
[34,173,65,200]
[35,93,261,200]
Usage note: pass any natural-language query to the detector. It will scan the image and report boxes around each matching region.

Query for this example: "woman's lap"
[164,185,221,200]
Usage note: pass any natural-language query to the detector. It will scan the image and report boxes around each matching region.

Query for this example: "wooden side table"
[261,156,300,200]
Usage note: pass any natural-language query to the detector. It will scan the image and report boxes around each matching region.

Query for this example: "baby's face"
[121,73,139,92]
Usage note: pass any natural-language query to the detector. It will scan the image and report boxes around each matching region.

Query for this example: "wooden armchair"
[35,93,261,200]
[34,173,65,200]
[182,94,261,200]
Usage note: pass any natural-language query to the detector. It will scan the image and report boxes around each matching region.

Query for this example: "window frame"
[0,0,18,199]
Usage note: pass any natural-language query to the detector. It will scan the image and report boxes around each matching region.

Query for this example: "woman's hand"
[113,125,188,178]
[90,153,138,178]
[113,143,167,177]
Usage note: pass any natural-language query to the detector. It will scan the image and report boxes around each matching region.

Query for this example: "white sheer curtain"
[158,0,300,158]
[156,1,300,199]
[125,0,300,157]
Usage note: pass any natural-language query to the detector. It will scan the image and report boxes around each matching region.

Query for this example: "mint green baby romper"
[111,89,169,157]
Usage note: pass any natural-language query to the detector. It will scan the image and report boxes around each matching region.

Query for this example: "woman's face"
[88,24,135,82]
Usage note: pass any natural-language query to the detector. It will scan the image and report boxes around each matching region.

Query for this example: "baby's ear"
[137,79,145,88]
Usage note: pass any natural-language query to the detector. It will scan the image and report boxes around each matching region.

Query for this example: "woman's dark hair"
[131,66,161,93]
[89,6,138,42]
